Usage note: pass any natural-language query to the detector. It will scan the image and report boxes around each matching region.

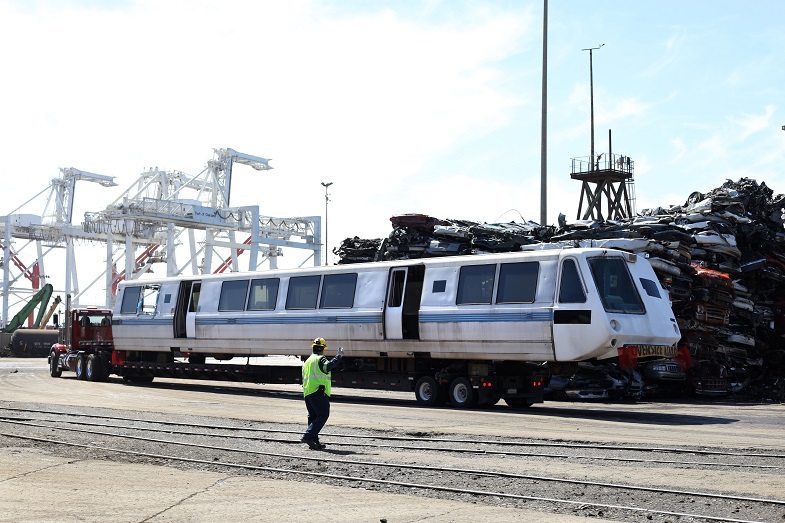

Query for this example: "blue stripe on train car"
[418,311,553,323]
[196,314,383,325]
[114,318,172,326]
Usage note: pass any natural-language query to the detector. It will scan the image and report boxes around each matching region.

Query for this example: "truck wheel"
[448,377,476,408]
[75,355,87,380]
[98,353,111,381]
[414,376,443,406]
[49,351,62,378]
[86,354,101,382]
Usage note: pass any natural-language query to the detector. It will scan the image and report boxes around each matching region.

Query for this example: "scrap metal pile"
[333,178,785,402]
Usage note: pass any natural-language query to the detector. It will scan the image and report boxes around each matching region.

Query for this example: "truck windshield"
[587,257,644,314]
[78,314,112,327]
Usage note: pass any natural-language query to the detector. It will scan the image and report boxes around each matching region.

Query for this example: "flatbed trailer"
[48,306,545,407]
[112,352,546,407]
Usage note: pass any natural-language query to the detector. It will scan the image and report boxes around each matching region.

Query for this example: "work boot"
[300,436,322,450]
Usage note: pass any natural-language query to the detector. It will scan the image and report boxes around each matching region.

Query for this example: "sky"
[1,0,784,313]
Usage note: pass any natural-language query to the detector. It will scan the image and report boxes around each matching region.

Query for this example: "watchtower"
[570,149,636,221]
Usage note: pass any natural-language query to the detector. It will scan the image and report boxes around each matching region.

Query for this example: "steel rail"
[0,428,773,523]
[2,413,782,471]
[3,406,784,460]
[2,418,784,509]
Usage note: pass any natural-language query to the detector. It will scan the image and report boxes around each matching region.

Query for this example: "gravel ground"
[3,400,785,523]
[2,359,785,522]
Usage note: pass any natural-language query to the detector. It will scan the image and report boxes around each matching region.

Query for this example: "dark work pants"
[303,390,330,442]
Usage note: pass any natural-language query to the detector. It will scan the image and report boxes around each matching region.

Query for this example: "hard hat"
[312,337,327,349]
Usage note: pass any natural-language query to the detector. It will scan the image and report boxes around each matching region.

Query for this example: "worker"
[301,337,343,450]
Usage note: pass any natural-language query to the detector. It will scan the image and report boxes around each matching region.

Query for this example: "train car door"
[173,280,201,339]
[384,265,424,340]
[551,257,593,361]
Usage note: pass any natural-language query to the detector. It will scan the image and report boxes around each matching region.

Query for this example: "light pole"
[540,0,548,227]
[582,43,604,171]
[321,182,333,265]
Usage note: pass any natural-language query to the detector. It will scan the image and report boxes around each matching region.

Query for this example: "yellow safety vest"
[302,353,331,397]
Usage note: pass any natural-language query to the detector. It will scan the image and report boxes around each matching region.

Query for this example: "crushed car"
[333,178,785,402]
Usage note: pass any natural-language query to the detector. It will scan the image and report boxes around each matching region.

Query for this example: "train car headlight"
[609,319,620,331]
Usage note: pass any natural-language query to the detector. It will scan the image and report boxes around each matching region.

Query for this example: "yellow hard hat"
[312,337,327,349]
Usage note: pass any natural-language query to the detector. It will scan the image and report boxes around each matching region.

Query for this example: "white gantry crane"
[1,148,322,328]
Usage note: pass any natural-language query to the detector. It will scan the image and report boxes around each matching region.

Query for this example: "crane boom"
[1,284,53,333]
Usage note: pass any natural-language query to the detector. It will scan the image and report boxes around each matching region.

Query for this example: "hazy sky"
[1,0,784,307]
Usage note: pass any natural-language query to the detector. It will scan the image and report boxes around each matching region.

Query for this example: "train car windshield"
[587,257,645,314]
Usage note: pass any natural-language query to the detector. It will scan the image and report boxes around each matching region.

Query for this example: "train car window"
[120,286,142,314]
[588,258,644,313]
[456,264,496,305]
[247,278,280,310]
[388,270,405,307]
[639,278,661,299]
[219,280,249,311]
[496,262,539,303]
[189,283,201,313]
[286,275,320,309]
[320,273,358,309]
[432,280,446,293]
[558,259,587,303]
[145,285,161,314]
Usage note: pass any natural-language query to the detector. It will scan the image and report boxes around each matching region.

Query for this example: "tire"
[448,377,476,408]
[414,376,443,406]
[123,373,154,384]
[98,353,111,381]
[75,355,87,380]
[504,398,534,409]
[86,354,102,382]
[49,351,62,378]
[479,397,500,407]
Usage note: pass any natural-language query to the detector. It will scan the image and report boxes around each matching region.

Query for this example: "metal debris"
[334,178,785,402]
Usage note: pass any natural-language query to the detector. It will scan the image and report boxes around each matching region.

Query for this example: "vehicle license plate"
[636,345,677,358]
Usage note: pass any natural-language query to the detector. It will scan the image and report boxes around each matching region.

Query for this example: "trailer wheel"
[86,354,102,382]
[49,351,62,378]
[75,355,87,380]
[479,396,500,407]
[414,376,443,406]
[123,373,154,384]
[448,377,476,408]
[504,398,534,409]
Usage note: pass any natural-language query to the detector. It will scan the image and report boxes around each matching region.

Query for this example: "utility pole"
[582,44,604,171]
[321,182,333,265]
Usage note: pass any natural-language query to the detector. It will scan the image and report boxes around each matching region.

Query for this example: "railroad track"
[1,405,784,523]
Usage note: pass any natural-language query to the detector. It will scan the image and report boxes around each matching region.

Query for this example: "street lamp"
[321,182,333,265]
[582,43,604,171]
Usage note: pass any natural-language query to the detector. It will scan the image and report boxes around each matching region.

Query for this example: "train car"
[106,248,681,407]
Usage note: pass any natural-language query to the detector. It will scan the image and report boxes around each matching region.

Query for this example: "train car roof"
[115,247,636,288]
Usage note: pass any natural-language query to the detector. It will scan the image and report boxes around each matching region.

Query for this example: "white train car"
[108,248,680,407]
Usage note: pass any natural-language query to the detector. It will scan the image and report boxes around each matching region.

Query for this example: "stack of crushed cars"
[333,178,785,402]
[334,214,556,263]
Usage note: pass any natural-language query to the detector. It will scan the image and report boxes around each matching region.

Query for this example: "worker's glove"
[338,347,344,357]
